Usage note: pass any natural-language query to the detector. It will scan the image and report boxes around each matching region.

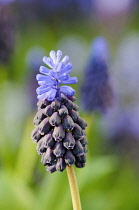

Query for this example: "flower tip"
[36,74,39,81]
[91,36,109,59]
[50,50,55,56]
[57,50,62,56]
[75,77,78,83]
[50,50,56,61]
[42,56,47,62]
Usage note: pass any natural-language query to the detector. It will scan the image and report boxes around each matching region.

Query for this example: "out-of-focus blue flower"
[18,0,93,24]
[94,0,133,17]
[36,50,78,101]
[80,37,113,113]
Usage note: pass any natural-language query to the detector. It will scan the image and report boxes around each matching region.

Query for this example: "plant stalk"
[66,165,82,210]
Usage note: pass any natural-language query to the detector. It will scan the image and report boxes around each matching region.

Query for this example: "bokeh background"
[1,0,139,209]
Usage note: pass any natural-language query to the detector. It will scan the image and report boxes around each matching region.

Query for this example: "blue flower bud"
[51,99,61,110]
[36,138,46,155]
[83,146,88,154]
[76,154,86,163]
[53,142,66,157]
[41,148,55,165]
[72,123,84,139]
[56,158,66,172]
[64,150,75,166]
[52,124,65,141]
[33,109,45,126]
[44,105,54,117]
[31,127,42,143]
[69,109,79,122]
[58,105,69,118]
[37,98,50,108]
[46,162,56,173]
[75,162,85,168]
[76,117,87,130]
[41,131,55,148]
[68,95,76,102]
[62,115,75,131]
[72,103,79,111]
[58,93,68,103]
[79,135,88,146]
[73,141,84,156]
[63,132,75,150]
[65,99,73,110]
[49,112,61,126]
[38,118,51,135]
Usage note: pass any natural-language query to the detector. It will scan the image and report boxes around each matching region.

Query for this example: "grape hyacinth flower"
[80,37,113,113]
[31,50,88,173]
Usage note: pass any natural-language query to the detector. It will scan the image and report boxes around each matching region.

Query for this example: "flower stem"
[66,165,82,210]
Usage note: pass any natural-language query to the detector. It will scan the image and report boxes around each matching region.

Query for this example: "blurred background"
[1,0,139,209]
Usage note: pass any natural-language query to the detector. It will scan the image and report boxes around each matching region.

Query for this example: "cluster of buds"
[31,93,88,173]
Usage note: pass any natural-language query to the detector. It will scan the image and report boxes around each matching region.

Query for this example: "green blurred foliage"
[1,4,139,210]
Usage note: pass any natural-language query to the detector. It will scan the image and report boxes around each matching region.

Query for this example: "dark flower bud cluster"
[31,93,88,173]
[31,50,88,173]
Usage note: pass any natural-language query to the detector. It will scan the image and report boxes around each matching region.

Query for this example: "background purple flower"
[80,37,113,113]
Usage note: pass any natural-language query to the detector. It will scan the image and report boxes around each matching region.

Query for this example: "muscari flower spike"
[80,37,113,113]
[31,50,88,173]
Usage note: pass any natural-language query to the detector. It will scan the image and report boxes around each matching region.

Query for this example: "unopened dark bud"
[41,148,55,165]
[37,99,46,109]
[72,123,84,139]
[73,141,84,156]
[53,142,66,157]
[51,99,61,110]
[69,109,79,122]
[33,109,45,126]
[59,93,68,103]
[41,131,55,148]
[49,112,61,126]
[37,98,50,108]
[75,162,85,168]
[38,118,51,135]
[58,105,69,118]
[52,124,65,141]
[63,132,75,150]
[64,150,75,166]
[72,103,79,111]
[76,117,87,130]
[62,115,75,131]
[68,95,76,102]
[56,158,66,172]
[76,154,86,163]
[46,162,56,173]
[36,138,46,155]
[31,127,42,142]
[79,135,88,146]
[44,105,54,117]
[83,146,88,154]
[65,99,73,110]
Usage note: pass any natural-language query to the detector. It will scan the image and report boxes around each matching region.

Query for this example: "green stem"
[66,165,82,210]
